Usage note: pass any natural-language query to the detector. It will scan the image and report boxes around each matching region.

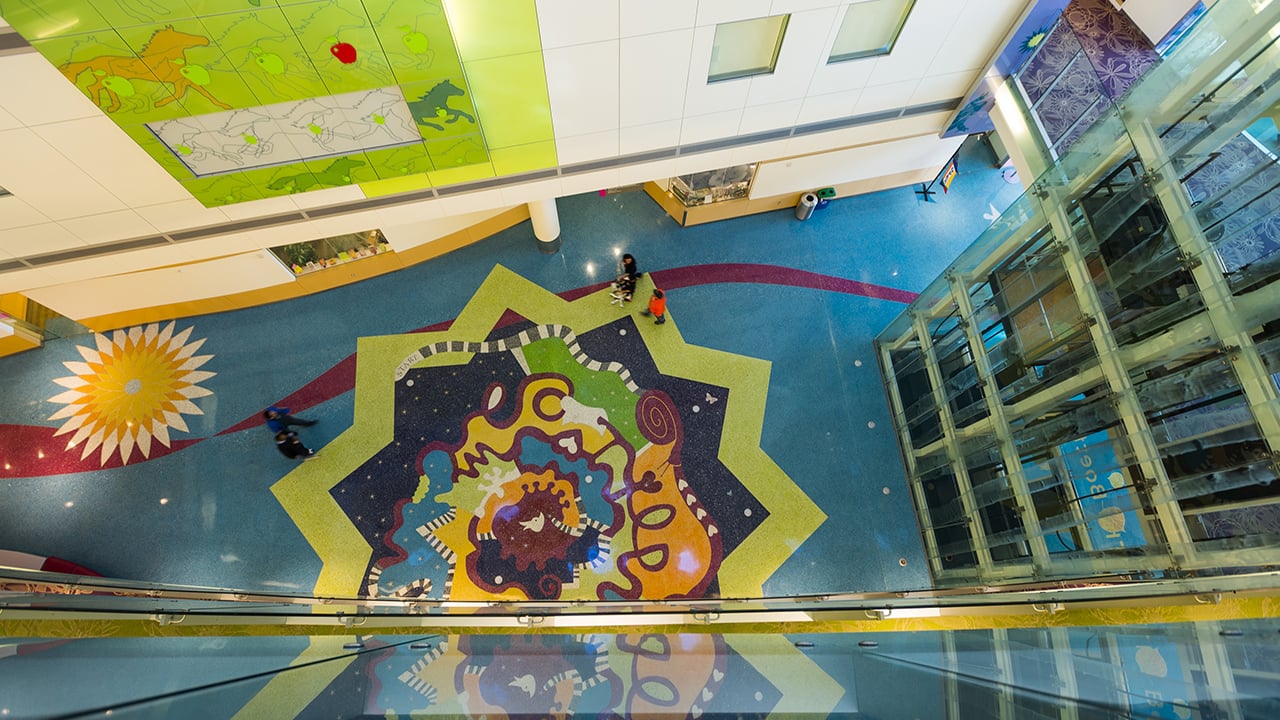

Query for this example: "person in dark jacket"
[263,405,315,433]
[612,253,640,302]
[275,430,316,460]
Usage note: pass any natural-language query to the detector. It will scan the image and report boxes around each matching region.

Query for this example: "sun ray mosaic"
[47,322,215,466]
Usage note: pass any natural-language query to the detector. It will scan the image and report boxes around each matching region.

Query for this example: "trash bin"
[795,192,818,220]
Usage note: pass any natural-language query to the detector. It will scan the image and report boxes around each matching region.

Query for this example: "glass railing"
[877,0,1280,587]
[3,565,1278,621]
[1,618,1277,718]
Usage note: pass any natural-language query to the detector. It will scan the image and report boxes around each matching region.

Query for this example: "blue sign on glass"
[1058,430,1146,549]
[1116,634,1193,719]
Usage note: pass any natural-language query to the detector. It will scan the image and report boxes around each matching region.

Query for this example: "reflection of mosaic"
[274,266,825,600]
[147,87,423,176]
[47,322,215,466]
[279,633,834,719]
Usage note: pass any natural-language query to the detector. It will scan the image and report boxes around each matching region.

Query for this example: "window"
[708,14,790,83]
[828,0,915,63]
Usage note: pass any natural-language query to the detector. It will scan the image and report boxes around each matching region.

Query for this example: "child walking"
[640,288,667,324]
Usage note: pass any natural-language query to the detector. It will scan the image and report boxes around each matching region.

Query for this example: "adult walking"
[263,405,315,433]
[275,430,316,460]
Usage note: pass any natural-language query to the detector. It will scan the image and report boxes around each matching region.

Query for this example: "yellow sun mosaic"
[48,322,216,465]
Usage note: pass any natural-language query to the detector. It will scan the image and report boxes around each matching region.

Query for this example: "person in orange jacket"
[640,288,667,324]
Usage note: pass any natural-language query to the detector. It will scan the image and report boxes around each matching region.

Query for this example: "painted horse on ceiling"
[60,26,231,114]
[407,80,476,132]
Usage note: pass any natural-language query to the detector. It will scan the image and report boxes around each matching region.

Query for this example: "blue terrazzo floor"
[0,136,1022,598]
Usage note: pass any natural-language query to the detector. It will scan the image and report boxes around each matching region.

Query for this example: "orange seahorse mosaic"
[59,26,231,114]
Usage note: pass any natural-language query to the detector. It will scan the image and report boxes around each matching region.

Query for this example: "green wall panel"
[279,0,395,95]
[465,52,555,150]
[364,0,464,85]
[0,0,112,39]
[445,0,542,61]
[33,31,191,122]
[113,20,255,115]
[198,8,331,104]
[363,144,433,179]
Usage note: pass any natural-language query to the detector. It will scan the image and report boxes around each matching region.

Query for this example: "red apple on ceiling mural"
[328,36,357,64]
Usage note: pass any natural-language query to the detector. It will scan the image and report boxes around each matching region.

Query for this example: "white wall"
[1118,0,1201,46]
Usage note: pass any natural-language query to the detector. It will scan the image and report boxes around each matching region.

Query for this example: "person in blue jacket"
[263,405,315,433]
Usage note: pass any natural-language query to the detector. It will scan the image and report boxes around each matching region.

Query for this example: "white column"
[989,80,1050,190]
[528,198,560,252]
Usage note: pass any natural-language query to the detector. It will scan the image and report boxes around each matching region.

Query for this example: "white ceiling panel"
[911,70,978,106]
[217,195,300,221]
[746,7,841,106]
[0,221,84,257]
[0,104,19,131]
[797,89,862,124]
[560,167,620,195]
[681,110,745,145]
[738,99,802,135]
[0,54,101,126]
[929,2,1026,75]
[32,116,190,208]
[854,79,920,114]
[133,199,229,234]
[684,25,753,117]
[770,0,844,13]
[0,266,58,295]
[545,41,621,137]
[620,0,698,37]
[0,128,124,219]
[535,0,619,48]
[556,130,620,165]
[381,207,511,251]
[696,0,775,27]
[26,250,295,321]
[0,196,51,230]
[372,200,445,230]
[870,0,967,86]
[620,31,695,126]
[615,159,679,187]
[673,147,740,175]
[620,120,682,155]
[501,177,561,205]
[434,187,509,216]
[287,184,368,210]
[59,210,156,245]
[811,53,880,95]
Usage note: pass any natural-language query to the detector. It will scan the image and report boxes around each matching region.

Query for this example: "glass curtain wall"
[877,0,1280,588]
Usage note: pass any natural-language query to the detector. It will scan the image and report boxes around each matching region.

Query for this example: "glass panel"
[0,624,1274,719]
[828,0,916,62]
[708,14,790,82]
[268,229,389,276]
[669,164,757,206]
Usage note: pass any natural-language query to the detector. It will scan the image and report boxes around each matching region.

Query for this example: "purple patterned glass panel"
[1061,0,1161,100]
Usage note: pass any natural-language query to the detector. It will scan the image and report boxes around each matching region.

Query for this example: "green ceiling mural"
[0,0,555,206]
